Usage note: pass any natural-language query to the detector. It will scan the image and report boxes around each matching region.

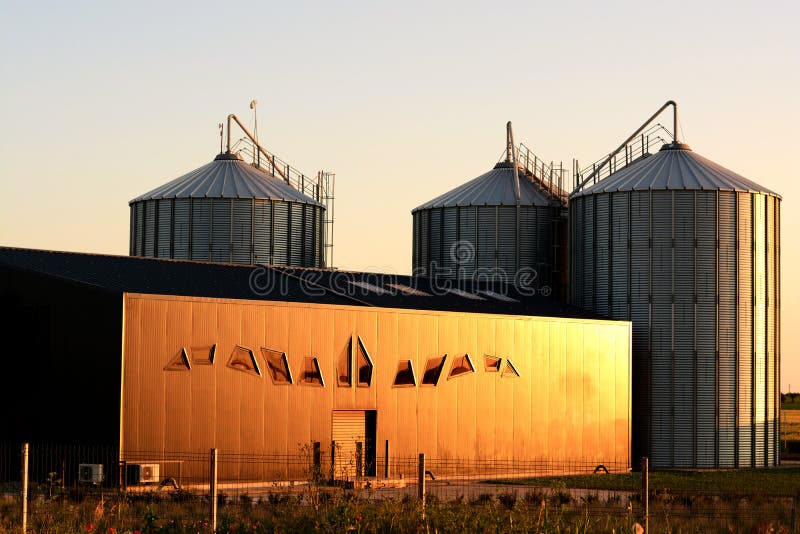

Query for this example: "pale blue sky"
[1,0,798,388]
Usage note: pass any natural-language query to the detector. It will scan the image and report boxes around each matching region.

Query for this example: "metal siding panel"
[611,193,629,319]
[419,210,429,276]
[570,199,583,307]
[512,320,532,460]
[441,207,458,276]
[629,192,650,461]
[594,194,610,317]
[737,193,753,465]
[565,323,584,460]
[458,317,478,460]
[129,205,136,256]
[143,200,156,257]
[477,207,496,275]
[211,198,231,263]
[497,207,517,277]
[253,200,271,264]
[494,319,514,459]
[766,196,776,466]
[416,313,439,458]
[231,199,253,264]
[717,192,736,466]
[582,197,594,312]
[649,191,673,467]
[412,212,418,272]
[673,191,695,467]
[695,191,717,466]
[436,316,459,459]
[519,206,536,274]
[548,322,567,461]
[530,320,549,459]
[272,202,289,265]
[157,199,172,258]
[164,301,193,452]
[135,202,146,256]
[289,203,304,266]
[457,207,476,279]
[172,198,190,260]
[536,208,553,289]
[190,198,211,261]
[582,325,600,462]
[429,208,442,274]
[753,195,766,466]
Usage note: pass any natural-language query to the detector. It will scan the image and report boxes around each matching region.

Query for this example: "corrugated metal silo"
[570,140,780,469]
[130,152,325,267]
[412,124,566,297]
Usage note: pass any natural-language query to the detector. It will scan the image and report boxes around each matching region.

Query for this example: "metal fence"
[1,443,798,533]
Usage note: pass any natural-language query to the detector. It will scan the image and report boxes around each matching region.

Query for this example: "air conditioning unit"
[126,463,160,484]
[78,463,104,484]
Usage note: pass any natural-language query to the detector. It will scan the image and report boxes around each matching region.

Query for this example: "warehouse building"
[0,247,632,480]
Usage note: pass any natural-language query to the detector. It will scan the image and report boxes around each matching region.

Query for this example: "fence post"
[330,441,336,482]
[21,443,29,534]
[418,453,426,510]
[209,448,218,533]
[641,457,649,534]
[792,491,797,532]
[384,440,390,479]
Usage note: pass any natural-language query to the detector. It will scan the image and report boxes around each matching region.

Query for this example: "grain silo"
[412,123,567,297]
[570,101,781,468]
[130,114,328,267]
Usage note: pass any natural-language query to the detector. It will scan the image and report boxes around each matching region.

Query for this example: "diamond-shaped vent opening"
[448,354,475,379]
[422,355,447,386]
[501,360,520,378]
[484,355,501,372]
[337,339,353,387]
[393,360,416,387]
[356,336,374,387]
[301,357,325,386]
[262,348,292,384]
[164,348,191,371]
[227,346,261,377]
[191,344,216,365]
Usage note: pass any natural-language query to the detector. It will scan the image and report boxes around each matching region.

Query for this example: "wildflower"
[87,524,94,532]
[355,515,363,522]
[108,529,115,534]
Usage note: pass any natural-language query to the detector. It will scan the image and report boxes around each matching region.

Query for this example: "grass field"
[495,467,800,496]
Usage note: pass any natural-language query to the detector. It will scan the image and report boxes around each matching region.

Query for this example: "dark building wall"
[0,266,122,445]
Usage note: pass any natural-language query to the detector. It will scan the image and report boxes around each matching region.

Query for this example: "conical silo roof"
[413,162,555,212]
[130,153,323,206]
[571,143,779,199]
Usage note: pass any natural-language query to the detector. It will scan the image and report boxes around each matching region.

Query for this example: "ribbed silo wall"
[569,190,780,468]
[412,205,560,294]
[130,199,324,267]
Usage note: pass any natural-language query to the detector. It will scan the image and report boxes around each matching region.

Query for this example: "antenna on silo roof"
[250,99,260,166]
[218,123,224,154]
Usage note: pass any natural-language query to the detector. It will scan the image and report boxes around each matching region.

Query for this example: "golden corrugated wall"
[121,293,631,477]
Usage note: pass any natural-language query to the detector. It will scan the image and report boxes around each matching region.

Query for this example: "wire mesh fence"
[1,443,798,532]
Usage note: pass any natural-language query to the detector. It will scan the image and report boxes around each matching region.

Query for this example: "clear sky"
[1,1,797,389]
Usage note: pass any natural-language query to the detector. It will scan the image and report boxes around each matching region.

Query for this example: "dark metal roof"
[413,162,556,212]
[0,247,599,319]
[130,153,323,206]
[571,144,780,199]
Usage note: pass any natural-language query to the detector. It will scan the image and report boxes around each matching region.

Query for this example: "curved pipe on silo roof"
[506,121,521,203]
[573,100,678,194]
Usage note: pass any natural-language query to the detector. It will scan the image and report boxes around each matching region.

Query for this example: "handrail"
[572,100,679,194]
[572,124,673,189]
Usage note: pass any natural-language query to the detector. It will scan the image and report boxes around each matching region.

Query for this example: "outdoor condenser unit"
[126,463,160,484]
[78,463,104,484]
